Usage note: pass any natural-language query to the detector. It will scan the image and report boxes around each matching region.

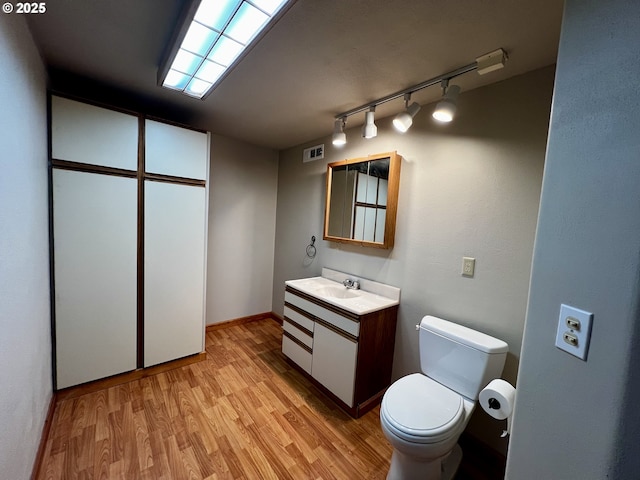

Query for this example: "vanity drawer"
[283,305,315,333]
[285,290,360,338]
[283,319,313,348]
[282,334,312,374]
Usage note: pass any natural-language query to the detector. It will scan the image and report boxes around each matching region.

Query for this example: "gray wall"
[0,15,52,479]
[273,66,554,452]
[506,1,640,478]
[206,134,279,324]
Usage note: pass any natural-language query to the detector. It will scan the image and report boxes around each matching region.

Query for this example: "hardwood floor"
[37,318,392,479]
[37,317,505,479]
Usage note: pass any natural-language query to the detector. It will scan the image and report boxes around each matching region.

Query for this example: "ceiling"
[27,0,564,150]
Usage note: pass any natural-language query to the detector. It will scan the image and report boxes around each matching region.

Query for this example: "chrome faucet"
[343,278,360,290]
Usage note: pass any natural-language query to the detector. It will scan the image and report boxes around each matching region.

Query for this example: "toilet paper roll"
[479,379,516,437]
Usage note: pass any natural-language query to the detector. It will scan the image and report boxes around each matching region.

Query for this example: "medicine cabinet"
[324,151,401,249]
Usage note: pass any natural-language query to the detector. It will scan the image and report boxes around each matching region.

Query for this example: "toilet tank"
[419,316,508,400]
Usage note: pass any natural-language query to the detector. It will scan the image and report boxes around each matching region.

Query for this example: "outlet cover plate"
[555,304,593,360]
[462,257,475,277]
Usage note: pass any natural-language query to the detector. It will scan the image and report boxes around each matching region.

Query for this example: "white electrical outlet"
[555,304,593,360]
[462,257,475,277]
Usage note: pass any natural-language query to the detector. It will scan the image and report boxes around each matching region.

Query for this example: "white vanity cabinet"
[282,286,398,417]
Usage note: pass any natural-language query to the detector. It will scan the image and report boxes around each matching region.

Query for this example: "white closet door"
[145,120,208,180]
[144,181,206,367]
[51,96,138,170]
[53,169,138,389]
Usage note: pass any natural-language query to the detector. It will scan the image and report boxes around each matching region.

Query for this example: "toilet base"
[441,444,463,480]
[386,444,463,480]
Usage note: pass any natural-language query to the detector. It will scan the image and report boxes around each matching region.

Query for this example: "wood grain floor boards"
[37,317,504,479]
[37,317,394,479]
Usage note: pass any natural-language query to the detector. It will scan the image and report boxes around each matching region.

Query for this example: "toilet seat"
[381,373,465,444]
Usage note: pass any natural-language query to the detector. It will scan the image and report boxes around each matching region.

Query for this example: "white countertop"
[285,268,400,315]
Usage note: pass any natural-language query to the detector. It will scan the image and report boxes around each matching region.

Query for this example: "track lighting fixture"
[393,94,421,133]
[330,48,506,142]
[432,80,461,123]
[362,107,377,139]
[332,117,347,146]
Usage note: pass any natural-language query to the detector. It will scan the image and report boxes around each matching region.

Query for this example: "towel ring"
[306,236,316,258]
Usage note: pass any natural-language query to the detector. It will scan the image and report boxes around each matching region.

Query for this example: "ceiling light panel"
[194,0,240,30]
[161,0,291,98]
[208,36,244,66]
[226,3,269,44]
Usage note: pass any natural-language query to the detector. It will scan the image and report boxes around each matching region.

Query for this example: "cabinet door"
[312,322,358,407]
[53,169,138,389]
[145,120,208,180]
[144,181,206,367]
[51,96,138,170]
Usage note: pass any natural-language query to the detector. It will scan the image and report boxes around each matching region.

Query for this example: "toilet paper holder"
[480,379,516,439]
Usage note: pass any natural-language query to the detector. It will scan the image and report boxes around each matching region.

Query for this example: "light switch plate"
[555,304,593,360]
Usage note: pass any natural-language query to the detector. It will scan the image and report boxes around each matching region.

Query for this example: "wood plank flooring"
[37,318,393,479]
[37,317,504,479]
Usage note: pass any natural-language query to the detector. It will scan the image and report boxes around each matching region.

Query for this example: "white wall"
[206,134,279,324]
[506,1,640,478]
[273,66,554,452]
[0,15,51,479]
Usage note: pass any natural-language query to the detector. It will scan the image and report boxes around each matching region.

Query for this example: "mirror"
[324,151,401,249]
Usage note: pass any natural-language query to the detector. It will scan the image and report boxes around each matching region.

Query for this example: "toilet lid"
[382,373,464,444]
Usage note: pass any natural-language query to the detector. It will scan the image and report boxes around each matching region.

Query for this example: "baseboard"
[205,311,278,331]
[31,391,57,480]
[270,311,284,325]
[55,352,206,402]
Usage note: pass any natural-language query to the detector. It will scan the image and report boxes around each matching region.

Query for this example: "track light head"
[362,107,377,139]
[332,118,347,146]
[433,84,461,123]
[393,101,421,133]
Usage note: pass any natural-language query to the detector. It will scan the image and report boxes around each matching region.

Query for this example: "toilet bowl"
[380,316,508,480]
[380,373,474,480]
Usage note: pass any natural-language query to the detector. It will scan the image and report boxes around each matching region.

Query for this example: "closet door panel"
[144,181,206,367]
[53,169,138,389]
[51,96,138,170]
[145,120,208,180]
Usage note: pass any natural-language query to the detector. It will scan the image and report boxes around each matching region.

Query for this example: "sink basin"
[285,269,400,315]
[312,285,361,299]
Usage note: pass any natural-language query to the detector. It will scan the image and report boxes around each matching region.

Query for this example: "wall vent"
[303,144,324,162]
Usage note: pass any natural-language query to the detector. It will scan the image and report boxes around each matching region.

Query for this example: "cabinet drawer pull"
[285,290,360,337]
[283,317,313,337]
[314,317,358,343]
[283,331,313,353]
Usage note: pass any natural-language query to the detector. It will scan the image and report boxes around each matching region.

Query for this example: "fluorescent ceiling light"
[225,3,269,44]
[161,0,291,99]
[194,0,240,31]
[208,36,244,66]
[186,78,213,97]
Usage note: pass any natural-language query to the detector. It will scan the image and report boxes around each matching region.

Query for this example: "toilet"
[380,315,508,480]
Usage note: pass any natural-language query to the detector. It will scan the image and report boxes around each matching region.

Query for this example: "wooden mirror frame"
[323,151,401,249]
